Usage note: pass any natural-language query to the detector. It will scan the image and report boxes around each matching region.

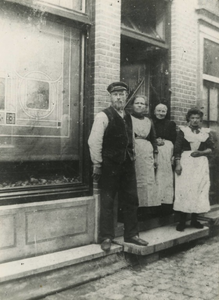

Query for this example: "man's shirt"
[88,107,124,171]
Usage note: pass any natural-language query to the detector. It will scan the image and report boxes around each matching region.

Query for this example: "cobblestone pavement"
[45,236,219,300]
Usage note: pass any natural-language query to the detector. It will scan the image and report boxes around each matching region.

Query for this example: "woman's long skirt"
[135,139,159,207]
[174,151,210,213]
[156,140,174,204]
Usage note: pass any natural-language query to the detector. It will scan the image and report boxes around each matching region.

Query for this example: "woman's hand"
[191,149,212,157]
[175,160,182,175]
[191,151,202,157]
[154,156,158,169]
[157,138,165,146]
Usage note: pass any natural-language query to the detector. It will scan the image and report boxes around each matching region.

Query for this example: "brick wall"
[89,0,121,197]
[170,0,199,125]
[92,0,121,115]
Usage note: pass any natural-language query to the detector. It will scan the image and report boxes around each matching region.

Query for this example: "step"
[198,206,219,236]
[115,214,178,237]
[0,222,210,300]
[0,244,123,284]
[198,204,219,224]
[209,204,219,212]
[0,244,126,300]
[199,210,219,224]
[114,222,209,255]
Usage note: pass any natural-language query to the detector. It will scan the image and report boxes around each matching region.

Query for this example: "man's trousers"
[99,157,139,242]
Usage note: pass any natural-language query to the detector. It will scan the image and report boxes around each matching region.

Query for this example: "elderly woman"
[153,104,177,211]
[129,95,159,208]
[174,108,214,231]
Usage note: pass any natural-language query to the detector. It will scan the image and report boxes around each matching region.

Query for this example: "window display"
[0,4,84,193]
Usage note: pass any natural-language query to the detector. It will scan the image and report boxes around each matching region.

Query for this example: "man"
[88,81,148,251]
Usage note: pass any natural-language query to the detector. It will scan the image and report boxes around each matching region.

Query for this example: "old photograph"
[0,0,218,299]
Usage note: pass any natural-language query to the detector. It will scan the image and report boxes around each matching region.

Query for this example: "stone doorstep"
[115,214,178,237]
[198,205,219,225]
[113,222,209,255]
[208,204,219,212]
[0,252,128,300]
[0,244,123,284]
[0,222,209,286]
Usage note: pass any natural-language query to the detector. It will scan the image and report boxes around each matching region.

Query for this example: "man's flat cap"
[107,81,128,93]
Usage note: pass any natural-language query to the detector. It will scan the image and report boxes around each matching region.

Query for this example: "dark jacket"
[102,106,134,163]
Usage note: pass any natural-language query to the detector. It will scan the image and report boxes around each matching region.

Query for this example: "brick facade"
[170,0,199,124]
[92,0,121,115]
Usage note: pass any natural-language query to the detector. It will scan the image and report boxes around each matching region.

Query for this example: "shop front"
[0,0,94,263]
[0,0,218,266]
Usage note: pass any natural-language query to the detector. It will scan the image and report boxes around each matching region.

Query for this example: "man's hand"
[92,166,102,182]
[92,173,101,182]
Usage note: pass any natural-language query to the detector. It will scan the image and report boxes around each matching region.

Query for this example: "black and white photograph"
[0,0,218,299]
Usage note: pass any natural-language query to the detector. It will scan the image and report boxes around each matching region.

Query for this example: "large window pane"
[204,39,219,78]
[0,5,83,190]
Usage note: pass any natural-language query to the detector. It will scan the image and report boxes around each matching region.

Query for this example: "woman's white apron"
[174,126,210,213]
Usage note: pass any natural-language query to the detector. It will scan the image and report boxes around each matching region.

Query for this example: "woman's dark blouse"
[153,118,177,144]
[174,128,214,158]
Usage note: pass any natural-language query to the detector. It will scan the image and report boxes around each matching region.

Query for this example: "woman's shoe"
[190,220,204,229]
[176,223,186,231]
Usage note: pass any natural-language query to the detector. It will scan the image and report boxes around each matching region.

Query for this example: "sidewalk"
[43,235,219,300]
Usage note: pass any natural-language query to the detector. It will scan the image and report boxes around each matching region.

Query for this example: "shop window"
[0,3,89,202]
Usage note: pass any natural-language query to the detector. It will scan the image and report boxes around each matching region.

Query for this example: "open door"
[121,36,170,117]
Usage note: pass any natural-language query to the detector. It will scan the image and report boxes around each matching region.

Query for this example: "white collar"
[179,126,210,142]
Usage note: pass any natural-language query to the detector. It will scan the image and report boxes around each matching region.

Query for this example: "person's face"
[133,97,148,114]
[110,90,127,111]
[154,107,167,119]
[189,114,201,127]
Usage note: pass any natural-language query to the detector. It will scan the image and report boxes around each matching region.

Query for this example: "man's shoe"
[101,239,111,251]
[124,236,149,246]
[190,220,204,229]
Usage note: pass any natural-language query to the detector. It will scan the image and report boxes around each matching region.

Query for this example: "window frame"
[0,1,92,205]
[199,24,219,125]
[121,0,169,50]
[5,0,92,25]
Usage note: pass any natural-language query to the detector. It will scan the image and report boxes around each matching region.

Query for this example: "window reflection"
[0,4,82,190]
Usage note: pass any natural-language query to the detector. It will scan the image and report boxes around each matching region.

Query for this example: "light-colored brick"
[171,0,199,123]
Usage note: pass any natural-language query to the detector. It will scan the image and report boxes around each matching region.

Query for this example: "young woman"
[174,108,214,231]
